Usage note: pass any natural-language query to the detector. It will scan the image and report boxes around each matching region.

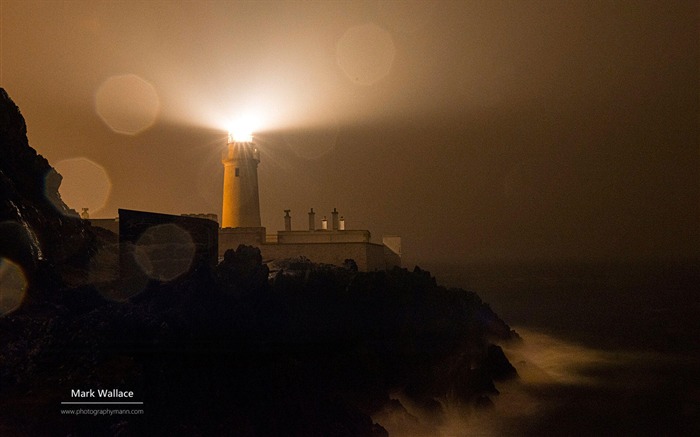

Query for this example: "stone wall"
[258,242,392,272]
[277,229,370,244]
[219,227,266,257]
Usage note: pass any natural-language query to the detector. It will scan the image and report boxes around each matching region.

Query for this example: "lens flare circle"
[336,23,396,86]
[0,257,27,315]
[95,74,160,135]
[52,157,112,216]
[87,240,129,301]
[134,224,196,282]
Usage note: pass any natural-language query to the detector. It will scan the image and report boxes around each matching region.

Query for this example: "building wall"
[89,218,119,235]
[277,230,370,244]
[219,227,266,257]
[259,242,388,272]
[219,229,401,271]
[382,236,402,269]
[118,209,218,282]
[92,214,401,273]
[383,245,402,270]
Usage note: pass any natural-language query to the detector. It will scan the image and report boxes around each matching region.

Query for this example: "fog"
[2,0,697,264]
[2,3,698,431]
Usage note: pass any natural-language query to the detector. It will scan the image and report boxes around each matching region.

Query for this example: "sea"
[379,261,700,436]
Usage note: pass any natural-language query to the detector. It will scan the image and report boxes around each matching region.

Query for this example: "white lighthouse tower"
[221,132,261,228]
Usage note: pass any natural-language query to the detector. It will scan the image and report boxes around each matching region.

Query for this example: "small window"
[235,168,240,177]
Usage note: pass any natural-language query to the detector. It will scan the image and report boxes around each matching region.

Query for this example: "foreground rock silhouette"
[0,88,518,436]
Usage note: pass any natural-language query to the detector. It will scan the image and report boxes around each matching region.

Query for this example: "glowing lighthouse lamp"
[221,121,261,229]
[227,116,257,143]
[228,128,253,144]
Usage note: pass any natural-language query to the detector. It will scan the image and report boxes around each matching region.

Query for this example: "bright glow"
[227,115,260,143]
[228,130,253,143]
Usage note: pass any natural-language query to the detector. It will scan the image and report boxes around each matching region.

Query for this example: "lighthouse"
[221,132,261,228]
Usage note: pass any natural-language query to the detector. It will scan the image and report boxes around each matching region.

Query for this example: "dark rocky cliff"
[0,88,518,436]
[0,88,95,299]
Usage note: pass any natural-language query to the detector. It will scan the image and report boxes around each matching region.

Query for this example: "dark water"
[424,261,699,353]
[379,262,700,436]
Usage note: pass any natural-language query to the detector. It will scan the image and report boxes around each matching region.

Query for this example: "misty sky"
[2,0,697,265]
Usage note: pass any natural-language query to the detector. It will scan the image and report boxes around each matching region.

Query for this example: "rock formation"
[0,88,518,436]
[0,88,95,302]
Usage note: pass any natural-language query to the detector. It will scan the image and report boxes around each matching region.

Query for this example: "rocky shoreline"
[1,88,518,435]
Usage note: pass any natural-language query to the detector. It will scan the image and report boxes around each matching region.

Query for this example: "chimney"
[80,208,89,219]
[339,216,345,230]
[321,216,328,230]
[331,208,339,231]
[284,209,291,231]
[308,208,316,231]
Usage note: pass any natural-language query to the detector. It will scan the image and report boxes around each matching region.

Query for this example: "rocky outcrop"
[0,88,96,300]
[0,88,518,436]
[216,244,270,295]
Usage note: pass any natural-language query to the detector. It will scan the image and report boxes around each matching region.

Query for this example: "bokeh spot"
[51,157,112,216]
[0,258,27,315]
[95,74,160,135]
[134,224,195,282]
[336,23,396,86]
